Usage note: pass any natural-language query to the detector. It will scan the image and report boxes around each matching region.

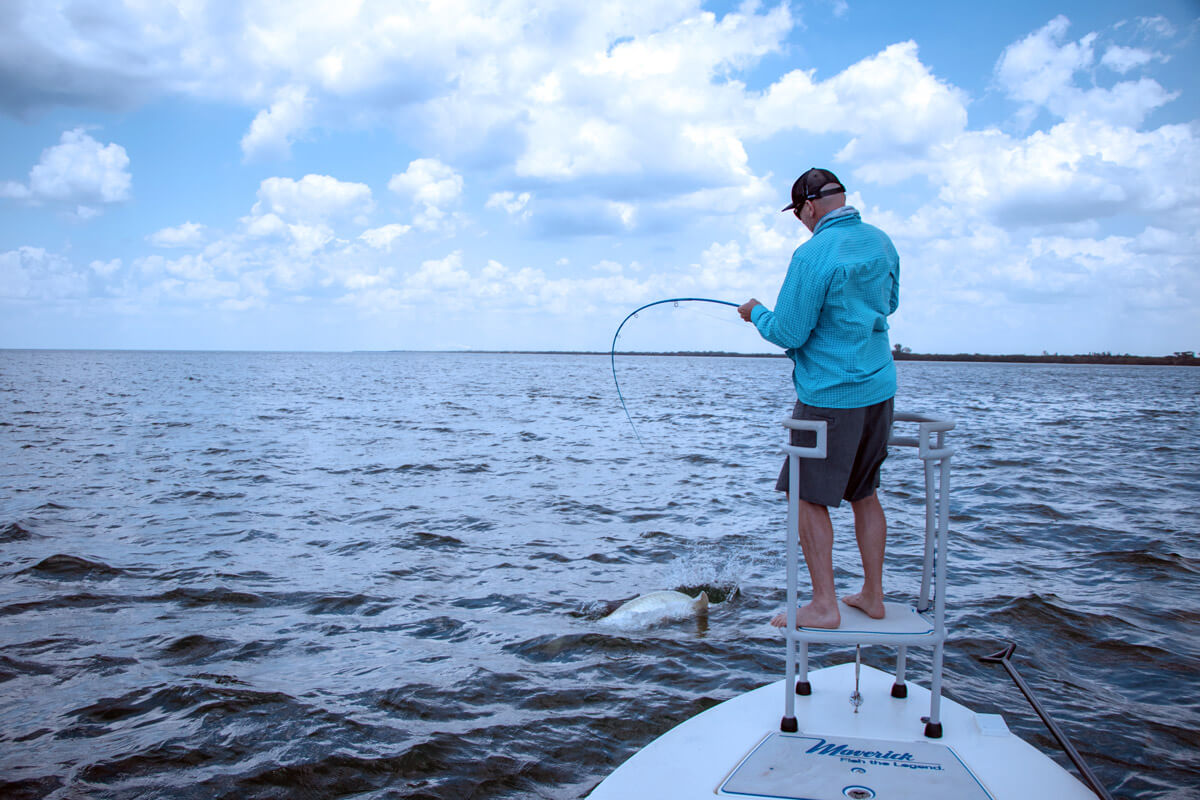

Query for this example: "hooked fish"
[600,590,709,628]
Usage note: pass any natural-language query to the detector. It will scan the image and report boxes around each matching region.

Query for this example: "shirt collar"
[813,205,859,234]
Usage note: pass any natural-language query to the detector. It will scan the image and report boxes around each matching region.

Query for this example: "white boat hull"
[587,663,1095,800]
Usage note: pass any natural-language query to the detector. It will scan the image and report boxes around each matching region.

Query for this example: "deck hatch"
[718,732,993,800]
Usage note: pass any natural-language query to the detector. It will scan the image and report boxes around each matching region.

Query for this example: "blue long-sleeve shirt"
[750,207,899,408]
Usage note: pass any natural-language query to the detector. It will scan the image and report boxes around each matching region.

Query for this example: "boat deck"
[587,663,1095,800]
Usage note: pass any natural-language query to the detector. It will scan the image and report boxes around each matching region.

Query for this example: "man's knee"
[851,491,882,507]
[784,492,830,509]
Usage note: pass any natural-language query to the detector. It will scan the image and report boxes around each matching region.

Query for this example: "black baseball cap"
[781,168,845,212]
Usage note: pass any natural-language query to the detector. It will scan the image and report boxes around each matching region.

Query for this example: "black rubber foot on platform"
[781,716,798,732]
[924,721,943,738]
[891,683,907,698]
[795,681,812,696]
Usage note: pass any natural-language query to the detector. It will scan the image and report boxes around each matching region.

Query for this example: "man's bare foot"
[843,591,885,619]
[770,602,841,629]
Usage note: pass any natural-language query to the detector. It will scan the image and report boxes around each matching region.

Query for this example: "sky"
[1,0,1197,355]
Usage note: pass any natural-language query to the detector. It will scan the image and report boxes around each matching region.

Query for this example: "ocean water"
[1,350,1197,799]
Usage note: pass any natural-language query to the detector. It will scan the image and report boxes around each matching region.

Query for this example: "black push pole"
[980,643,1115,800]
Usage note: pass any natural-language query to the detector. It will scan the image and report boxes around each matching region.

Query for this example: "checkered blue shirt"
[750,207,899,408]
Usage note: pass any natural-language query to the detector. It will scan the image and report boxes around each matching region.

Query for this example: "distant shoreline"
[464,349,1200,366]
[3,348,1196,365]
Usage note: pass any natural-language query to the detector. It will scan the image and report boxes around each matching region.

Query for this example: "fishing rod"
[610,297,739,445]
[980,643,1115,800]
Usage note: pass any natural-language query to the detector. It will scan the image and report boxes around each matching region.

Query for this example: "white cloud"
[1,181,31,199]
[285,222,335,256]
[0,247,89,299]
[831,43,970,160]
[995,16,1092,111]
[388,158,463,231]
[610,201,636,229]
[241,85,314,161]
[486,191,531,217]
[933,119,1200,227]
[252,174,373,223]
[360,223,411,251]
[515,113,642,179]
[995,16,1177,127]
[406,251,471,292]
[1,3,795,235]
[753,41,968,182]
[388,159,462,207]
[0,0,735,118]
[243,212,289,238]
[1136,16,1176,40]
[1100,45,1157,74]
[164,253,214,281]
[1135,225,1198,256]
[148,222,207,247]
[31,129,131,202]
[2,129,131,212]
[506,3,792,191]
[0,3,212,112]
[131,228,319,305]
[340,246,662,316]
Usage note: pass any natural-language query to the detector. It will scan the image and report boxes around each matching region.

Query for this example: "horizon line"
[1,347,1196,364]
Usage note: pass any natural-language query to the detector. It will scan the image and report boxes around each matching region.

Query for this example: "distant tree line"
[469,348,1200,365]
[891,344,1199,366]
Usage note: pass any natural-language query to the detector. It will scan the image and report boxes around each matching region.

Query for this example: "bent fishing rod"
[610,297,739,445]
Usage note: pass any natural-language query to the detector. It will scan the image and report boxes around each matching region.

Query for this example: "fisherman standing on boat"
[738,168,899,630]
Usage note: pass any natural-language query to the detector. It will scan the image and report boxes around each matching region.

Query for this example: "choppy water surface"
[1,351,1197,799]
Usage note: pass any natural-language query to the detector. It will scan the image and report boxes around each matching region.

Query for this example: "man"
[738,167,899,630]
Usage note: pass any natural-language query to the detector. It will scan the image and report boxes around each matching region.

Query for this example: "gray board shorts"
[776,397,895,507]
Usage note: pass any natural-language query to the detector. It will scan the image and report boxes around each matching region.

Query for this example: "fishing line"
[610,297,739,445]
[676,303,745,327]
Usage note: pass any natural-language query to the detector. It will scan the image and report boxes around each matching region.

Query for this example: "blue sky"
[1,0,1197,354]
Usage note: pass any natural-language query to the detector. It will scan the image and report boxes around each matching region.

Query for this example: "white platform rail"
[780,410,955,739]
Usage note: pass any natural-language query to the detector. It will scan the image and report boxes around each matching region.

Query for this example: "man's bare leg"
[843,492,886,619]
[771,498,841,629]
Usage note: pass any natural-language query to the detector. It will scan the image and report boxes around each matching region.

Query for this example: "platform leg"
[784,452,808,715]
[784,633,796,727]
[796,642,811,695]
[892,646,908,698]
[925,455,950,738]
[924,641,944,738]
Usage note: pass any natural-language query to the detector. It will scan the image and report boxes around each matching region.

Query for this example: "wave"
[24,554,127,580]
[0,522,34,542]
[1,353,1195,799]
